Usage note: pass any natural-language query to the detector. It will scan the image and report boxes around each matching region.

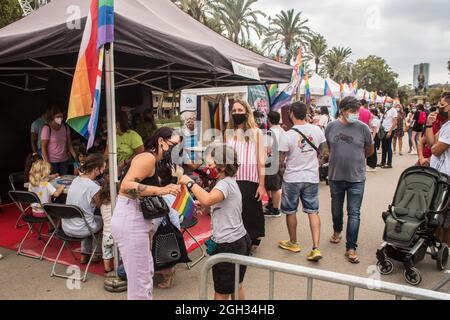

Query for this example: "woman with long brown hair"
[111,127,181,300]
[225,99,267,251]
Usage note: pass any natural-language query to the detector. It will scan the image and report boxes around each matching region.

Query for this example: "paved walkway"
[1,145,449,299]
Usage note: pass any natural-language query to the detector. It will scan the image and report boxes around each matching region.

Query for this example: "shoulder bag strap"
[290,127,319,153]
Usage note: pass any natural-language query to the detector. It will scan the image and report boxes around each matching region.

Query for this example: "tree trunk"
[285,42,291,64]
[315,58,320,74]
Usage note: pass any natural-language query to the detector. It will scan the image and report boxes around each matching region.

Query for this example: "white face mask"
[55,117,63,125]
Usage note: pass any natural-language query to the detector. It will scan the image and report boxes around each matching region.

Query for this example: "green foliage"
[0,0,23,29]
[262,9,312,64]
[213,0,266,44]
[323,46,352,82]
[305,34,327,74]
[428,86,444,105]
[352,55,399,97]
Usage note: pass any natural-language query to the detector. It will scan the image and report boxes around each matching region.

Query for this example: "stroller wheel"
[404,267,422,286]
[436,244,449,271]
[377,260,394,275]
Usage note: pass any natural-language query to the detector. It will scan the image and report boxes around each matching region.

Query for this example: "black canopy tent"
[0,0,292,91]
[0,0,291,219]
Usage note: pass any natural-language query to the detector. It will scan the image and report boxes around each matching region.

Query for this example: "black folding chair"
[42,203,99,282]
[180,215,206,269]
[8,190,57,260]
[9,172,27,228]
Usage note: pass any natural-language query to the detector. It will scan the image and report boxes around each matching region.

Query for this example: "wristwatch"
[186,180,195,191]
[425,125,433,128]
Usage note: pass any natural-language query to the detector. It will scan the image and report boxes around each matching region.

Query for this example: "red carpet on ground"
[0,203,211,277]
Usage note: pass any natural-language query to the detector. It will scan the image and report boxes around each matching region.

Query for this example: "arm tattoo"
[123,177,147,199]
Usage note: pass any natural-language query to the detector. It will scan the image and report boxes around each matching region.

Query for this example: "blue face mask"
[347,113,359,123]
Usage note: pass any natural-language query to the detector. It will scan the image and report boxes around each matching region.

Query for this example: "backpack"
[418,111,426,125]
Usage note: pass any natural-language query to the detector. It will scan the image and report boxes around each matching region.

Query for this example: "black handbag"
[152,217,191,270]
[141,196,170,220]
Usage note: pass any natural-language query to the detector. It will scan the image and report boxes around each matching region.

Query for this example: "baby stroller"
[376,166,449,285]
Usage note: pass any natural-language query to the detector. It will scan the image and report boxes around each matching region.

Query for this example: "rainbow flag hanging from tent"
[324,80,338,118]
[304,73,311,104]
[172,185,196,220]
[271,48,304,111]
[208,101,221,130]
[67,0,114,149]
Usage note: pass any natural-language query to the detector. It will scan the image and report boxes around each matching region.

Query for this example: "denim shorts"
[281,182,319,214]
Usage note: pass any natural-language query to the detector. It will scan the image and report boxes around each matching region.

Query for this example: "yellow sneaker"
[307,248,323,261]
[278,240,301,253]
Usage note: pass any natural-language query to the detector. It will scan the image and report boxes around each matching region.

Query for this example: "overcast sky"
[255,0,450,86]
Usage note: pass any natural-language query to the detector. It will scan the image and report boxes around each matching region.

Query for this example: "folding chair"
[9,172,27,228]
[181,215,206,269]
[8,190,56,260]
[42,203,99,282]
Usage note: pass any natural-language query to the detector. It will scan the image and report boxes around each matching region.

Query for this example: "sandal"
[345,250,360,264]
[329,233,342,244]
[104,277,127,293]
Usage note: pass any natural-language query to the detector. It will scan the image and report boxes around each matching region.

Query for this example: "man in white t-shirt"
[278,102,329,261]
[426,92,450,245]
[379,104,398,168]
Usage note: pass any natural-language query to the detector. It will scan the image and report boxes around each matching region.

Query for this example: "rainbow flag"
[324,80,338,118]
[267,83,278,104]
[172,185,196,220]
[67,0,114,149]
[339,80,344,99]
[271,48,304,111]
[304,73,311,104]
[352,80,358,94]
[208,101,221,130]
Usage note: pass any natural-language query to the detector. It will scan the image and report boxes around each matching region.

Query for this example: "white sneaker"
[410,150,417,155]
[366,167,377,172]
[0,253,3,260]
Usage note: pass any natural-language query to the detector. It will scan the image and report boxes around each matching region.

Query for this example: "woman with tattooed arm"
[111,127,181,300]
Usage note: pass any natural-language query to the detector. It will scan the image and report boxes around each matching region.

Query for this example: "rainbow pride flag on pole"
[304,73,311,104]
[67,0,114,149]
[324,80,338,118]
[271,48,304,111]
[172,185,196,220]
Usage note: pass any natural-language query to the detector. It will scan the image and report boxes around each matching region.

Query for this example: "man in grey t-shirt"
[325,97,374,264]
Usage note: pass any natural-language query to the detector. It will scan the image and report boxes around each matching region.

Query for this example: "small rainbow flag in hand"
[172,185,196,220]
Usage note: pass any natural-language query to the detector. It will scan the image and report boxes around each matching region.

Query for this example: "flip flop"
[345,251,360,264]
[329,234,342,244]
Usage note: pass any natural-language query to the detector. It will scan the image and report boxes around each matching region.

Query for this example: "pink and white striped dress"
[228,139,259,183]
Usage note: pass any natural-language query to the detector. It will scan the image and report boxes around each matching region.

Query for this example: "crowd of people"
[15,91,450,300]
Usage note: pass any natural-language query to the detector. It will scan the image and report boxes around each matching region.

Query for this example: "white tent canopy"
[299,73,325,95]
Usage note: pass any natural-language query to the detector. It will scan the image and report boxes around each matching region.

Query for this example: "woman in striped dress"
[226,99,267,251]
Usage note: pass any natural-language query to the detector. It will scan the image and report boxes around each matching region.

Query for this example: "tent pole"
[105,43,119,272]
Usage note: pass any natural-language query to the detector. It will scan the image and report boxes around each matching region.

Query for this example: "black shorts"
[265,172,282,191]
[212,234,251,295]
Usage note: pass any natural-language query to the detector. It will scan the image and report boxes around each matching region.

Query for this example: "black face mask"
[439,108,449,119]
[232,113,247,125]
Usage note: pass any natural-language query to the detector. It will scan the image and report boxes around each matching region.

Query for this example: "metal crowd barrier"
[199,253,450,300]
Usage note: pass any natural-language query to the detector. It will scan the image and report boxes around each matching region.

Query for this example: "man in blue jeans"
[325,97,374,264]
[278,102,329,261]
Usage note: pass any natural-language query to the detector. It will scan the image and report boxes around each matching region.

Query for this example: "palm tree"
[324,46,353,82]
[172,0,209,23]
[262,9,312,64]
[306,34,327,74]
[172,0,225,35]
[213,0,266,44]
